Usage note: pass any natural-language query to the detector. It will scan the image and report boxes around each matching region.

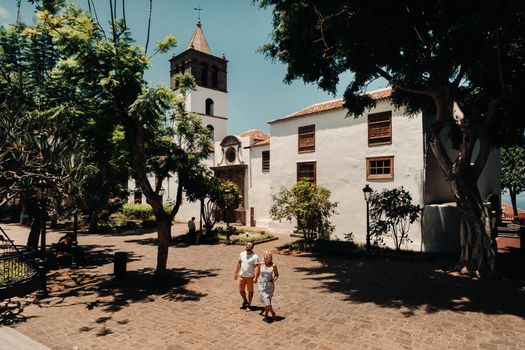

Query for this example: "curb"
[219,236,279,246]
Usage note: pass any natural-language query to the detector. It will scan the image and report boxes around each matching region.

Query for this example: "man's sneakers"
[240,301,254,311]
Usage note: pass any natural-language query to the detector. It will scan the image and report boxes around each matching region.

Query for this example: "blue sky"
[0,0,386,135]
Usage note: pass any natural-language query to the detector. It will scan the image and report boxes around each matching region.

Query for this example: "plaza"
[1,223,524,350]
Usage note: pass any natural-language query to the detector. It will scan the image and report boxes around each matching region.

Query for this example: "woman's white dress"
[258,264,275,306]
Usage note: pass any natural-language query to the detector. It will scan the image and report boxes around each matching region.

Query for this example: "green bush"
[122,203,154,220]
[217,229,274,243]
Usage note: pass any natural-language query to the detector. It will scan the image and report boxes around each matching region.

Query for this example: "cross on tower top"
[194,6,203,22]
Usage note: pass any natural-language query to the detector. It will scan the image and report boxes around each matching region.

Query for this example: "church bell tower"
[169,20,228,141]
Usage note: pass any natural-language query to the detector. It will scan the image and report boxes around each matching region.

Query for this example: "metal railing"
[0,226,38,297]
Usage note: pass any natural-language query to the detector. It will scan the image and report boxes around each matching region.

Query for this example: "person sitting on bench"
[54,232,74,251]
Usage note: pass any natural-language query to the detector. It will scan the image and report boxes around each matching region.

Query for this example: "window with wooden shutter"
[366,156,394,179]
[262,151,270,172]
[368,111,392,146]
[297,161,316,184]
[298,125,315,153]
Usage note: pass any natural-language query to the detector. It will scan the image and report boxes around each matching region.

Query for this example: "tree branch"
[145,0,153,55]
[375,66,435,97]
[169,180,183,220]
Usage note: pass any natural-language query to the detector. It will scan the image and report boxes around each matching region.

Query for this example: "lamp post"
[36,180,50,299]
[71,209,79,268]
[362,184,373,254]
[224,189,231,242]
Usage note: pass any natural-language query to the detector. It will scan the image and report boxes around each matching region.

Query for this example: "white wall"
[201,115,227,141]
[187,86,227,118]
[268,100,426,250]
[186,85,228,141]
[247,144,272,227]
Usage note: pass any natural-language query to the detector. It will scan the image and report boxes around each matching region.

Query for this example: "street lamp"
[71,209,79,269]
[36,180,51,299]
[224,189,232,242]
[362,184,373,254]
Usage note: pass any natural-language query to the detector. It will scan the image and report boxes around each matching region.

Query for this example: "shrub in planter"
[122,203,154,221]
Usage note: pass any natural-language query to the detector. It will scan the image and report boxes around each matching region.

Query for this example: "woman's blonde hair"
[262,250,273,263]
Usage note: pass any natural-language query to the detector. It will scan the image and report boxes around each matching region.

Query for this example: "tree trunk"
[155,216,172,273]
[26,208,42,251]
[510,188,518,218]
[89,211,99,233]
[454,181,496,277]
[427,106,497,277]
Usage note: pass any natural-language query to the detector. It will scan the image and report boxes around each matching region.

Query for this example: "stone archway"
[211,164,247,225]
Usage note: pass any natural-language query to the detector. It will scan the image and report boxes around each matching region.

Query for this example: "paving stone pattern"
[1,223,525,350]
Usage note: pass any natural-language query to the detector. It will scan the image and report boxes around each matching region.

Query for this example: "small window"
[366,156,394,179]
[134,189,142,204]
[205,98,214,115]
[207,124,215,140]
[297,161,316,184]
[298,125,315,153]
[368,111,392,146]
[211,66,218,88]
[201,64,208,86]
[262,151,270,172]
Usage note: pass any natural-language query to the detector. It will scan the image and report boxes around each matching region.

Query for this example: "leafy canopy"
[257,0,525,144]
[270,180,337,240]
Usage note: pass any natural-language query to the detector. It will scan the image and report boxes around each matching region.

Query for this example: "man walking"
[234,242,259,310]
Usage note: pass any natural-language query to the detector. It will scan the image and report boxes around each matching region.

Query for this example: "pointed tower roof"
[187,20,211,54]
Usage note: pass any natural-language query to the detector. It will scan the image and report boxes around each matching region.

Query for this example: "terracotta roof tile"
[251,139,270,147]
[239,129,270,142]
[269,87,392,124]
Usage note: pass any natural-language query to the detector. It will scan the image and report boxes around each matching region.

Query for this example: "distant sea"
[501,192,525,210]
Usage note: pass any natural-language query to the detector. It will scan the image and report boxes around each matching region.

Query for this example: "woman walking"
[255,251,279,322]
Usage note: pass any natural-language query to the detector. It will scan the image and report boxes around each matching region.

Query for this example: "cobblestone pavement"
[1,223,525,350]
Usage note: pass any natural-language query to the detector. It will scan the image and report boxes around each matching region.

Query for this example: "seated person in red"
[55,232,74,251]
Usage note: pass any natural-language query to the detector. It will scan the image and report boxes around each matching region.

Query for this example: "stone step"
[0,326,51,350]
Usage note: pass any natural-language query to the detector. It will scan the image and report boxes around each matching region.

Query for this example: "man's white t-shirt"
[239,251,259,277]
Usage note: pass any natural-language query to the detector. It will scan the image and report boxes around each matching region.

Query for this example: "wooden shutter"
[262,151,270,172]
[368,112,392,146]
[298,125,315,153]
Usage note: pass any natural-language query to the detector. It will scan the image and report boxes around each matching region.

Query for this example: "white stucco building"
[129,20,501,252]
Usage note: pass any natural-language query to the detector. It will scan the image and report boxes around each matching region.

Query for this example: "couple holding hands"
[234,242,279,322]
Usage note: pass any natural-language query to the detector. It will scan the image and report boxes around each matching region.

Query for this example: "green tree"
[369,187,422,250]
[33,2,211,273]
[501,146,525,217]
[215,180,240,229]
[257,0,525,277]
[0,17,86,249]
[0,4,128,235]
[270,180,337,240]
[184,169,240,239]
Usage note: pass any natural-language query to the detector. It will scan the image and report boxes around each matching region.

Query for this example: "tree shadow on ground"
[125,234,214,248]
[295,252,525,319]
[35,267,218,336]
[43,267,217,308]
[46,244,143,272]
[85,227,157,237]
[0,298,38,326]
